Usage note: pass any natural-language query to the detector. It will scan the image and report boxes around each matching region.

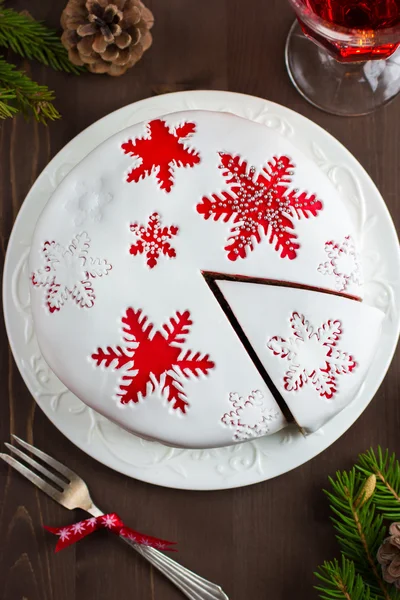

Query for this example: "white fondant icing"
[64,179,113,226]
[29,110,375,448]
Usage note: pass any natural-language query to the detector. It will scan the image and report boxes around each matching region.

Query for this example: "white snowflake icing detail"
[318,235,362,293]
[31,232,111,313]
[221,390,280,441]
[102,514,118,529]
[267,312,357,400]
[71,522,86,534]
[65,180,113,226]
[58,527,71,542]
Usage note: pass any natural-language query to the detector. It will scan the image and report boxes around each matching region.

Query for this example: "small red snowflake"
[197,153,323,261]
[130,212,178,268]
[121,119,200,192]
[267,312,357,400]
[31,232,111,313]
[91,308,215,413]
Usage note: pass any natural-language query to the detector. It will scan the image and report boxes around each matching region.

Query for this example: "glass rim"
[288,0,400,44]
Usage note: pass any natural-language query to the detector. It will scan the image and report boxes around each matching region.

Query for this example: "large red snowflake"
[197,153,323,261]
[130,212,178,268]
[121,119,200,192]
[91,309,215,413]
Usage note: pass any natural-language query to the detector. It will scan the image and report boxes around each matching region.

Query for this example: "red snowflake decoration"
[130,212,178,268]
[197,153,323,261]
[267,312,357,400]
[31,232,111,313]
[121,119,200,192]
[91,308,215,413]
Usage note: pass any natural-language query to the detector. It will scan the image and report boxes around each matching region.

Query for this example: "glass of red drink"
[286,0,400,115]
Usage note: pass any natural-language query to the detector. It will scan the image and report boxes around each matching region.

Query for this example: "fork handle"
[123,538,228,600]
[87,506,228,600]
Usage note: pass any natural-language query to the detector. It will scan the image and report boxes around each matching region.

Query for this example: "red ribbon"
[45,513,176,552]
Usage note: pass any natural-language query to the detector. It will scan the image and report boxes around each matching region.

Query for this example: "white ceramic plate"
[4,91,399,490]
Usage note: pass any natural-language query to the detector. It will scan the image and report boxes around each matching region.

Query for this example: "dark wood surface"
[1,1,399,598]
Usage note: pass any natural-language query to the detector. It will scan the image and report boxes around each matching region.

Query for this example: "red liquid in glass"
[299,0,400,61]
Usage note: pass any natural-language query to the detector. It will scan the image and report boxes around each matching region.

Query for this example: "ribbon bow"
[45,513,176,552]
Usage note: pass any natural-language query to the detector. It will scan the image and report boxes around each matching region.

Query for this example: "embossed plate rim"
[3,90,400,490]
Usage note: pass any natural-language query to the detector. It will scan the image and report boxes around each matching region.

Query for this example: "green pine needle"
[0,6,84,74]
[0,3,85,123]
[315,556,378,600]
[0,56,60,123]
[0,87,18,118]
[357,448,400,521]
[315,457,400,600]
[323,469,396,599]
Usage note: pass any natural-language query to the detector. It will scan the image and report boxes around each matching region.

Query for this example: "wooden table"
[1,1,399,598]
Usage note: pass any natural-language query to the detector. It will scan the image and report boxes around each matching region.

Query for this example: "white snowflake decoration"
[65,179,113,226]
[221,390,280,441]
[58,527,71,542]
[86,517,98,529]
[267,312,357,400]
[154,541,170,550]
[123,532,139,543]
[102,514,118,529]
[71,522,86,534]
[318,235,362,293]
[31,232,111,313]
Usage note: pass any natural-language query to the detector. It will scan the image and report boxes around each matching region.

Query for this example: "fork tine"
[12,435,76,480]
[0,453,62,503]
[5,443,67,490]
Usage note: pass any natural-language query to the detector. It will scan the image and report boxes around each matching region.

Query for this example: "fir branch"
[0,87,18,118]
[315,556,378,600]
[357,449,400,521]
[325,469,392,598]
[0,7,83,75]
[0,56,60,123]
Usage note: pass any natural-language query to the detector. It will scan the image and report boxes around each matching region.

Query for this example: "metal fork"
[1,435,228,600]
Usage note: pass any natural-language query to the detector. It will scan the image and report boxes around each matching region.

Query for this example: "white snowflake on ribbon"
[71,522,86,535]
[86,517,98,529]
[221,390,280,441]
[318,235,362,293]
[102,514,118,529]
[123,532,139,543]
[267,312,357,400]
[65,180,113,226]
[154,541,170,550]
[58,527,71,542]
[31,232,112,313]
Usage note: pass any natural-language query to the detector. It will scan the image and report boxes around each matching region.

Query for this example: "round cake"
[29,110,384,448]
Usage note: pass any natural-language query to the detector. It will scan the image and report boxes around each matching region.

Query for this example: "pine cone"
[61,0,154,76]
[377,522,400,589]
